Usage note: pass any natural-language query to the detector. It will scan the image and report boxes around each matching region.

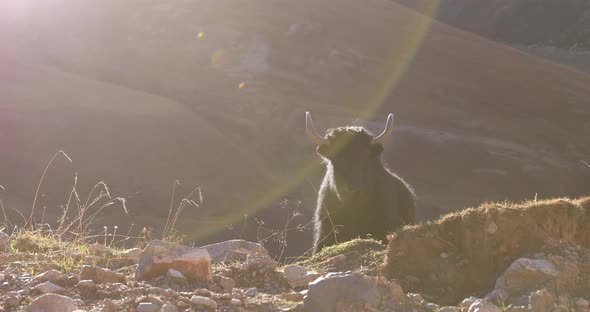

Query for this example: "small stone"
[25,293,77,312]
[408,293,424,302]
[244,287,257,297]
[230,298,242,306]
[79,266,126,284]
[0,273,5,282]
[281,292,305,302]
[439,307,461,312]
[284,264,320,288]
[468,299,501,312]
[5,293,22,308]
[461,297,479,311]
[160,303,179,312]
[241,253,278,271]
[77,280,97,298]
[426,302,440,311]
[194,288,212,297]
[136,302,160,312]
[190,295,217,310]
[166,269,187,285]
[35,270,66,286]
[217,275,236,291]
[486,221,498,234]
[440,252,449,259]
[34,281,66,294]
[529,289,555,312]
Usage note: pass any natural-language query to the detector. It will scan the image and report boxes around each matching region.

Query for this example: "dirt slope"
[1,0,589,256]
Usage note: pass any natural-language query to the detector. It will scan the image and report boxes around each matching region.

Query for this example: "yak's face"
[317,128,384,194]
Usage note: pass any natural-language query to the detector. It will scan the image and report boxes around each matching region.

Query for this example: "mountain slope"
[1,0,589,255]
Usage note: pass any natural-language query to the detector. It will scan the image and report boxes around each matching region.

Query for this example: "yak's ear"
[317,144,331,158]
[370,143,384,156]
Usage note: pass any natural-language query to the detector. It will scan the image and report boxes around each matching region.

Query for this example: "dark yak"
[306,112,416,254]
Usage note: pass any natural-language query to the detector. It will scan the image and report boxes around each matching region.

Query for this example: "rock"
[461,297,479,312]
[244,287,257,297]
[230,298,242,306]
[0,273,5,282]
[34,281,66,294]
[0,231,9,251]
[216,275,236,291]
[122,247,143,259]
[88,243,112,256]
[486,221,499,234]
[25,293,77,312]
[303,272,392,312]
[5,293,22,308]
[281,292,305,302]
[576,298,590,308]
[83,255,102,266]
[190,295,217,310]
[166,269,188,284]
[79,266,126,284]
[439,307,461,312]
[529,289,555,312]
[136,302,160,312]
[195,288,212,297]
[390,281,405,301]
[107,257,138,270]
[35,270,66,286]
[201,239,269,264]
[101,299,118,312]
[241,253,278,271]
[160,303,179,312]
[468,299,502,312]
[135,240,212,282]
[77,280,97,298]
[283,264,320,288]
[495,258,558,295]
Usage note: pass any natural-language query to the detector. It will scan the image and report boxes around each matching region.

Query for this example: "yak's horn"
[306,112,327,145]
[371,113,394,144]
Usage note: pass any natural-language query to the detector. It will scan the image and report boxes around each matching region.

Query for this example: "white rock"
[495,258,558,294]
[468,299,501,312]
[244,287,257,297]
[190,295,217,310]
[34,281,66,294]
[26,293,77,312]
[201,239,269,264]
[160,303,179,312]
[284,264,320,288]
[136,302,160,312]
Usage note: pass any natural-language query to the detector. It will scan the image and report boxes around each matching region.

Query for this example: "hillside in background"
[393,0,590,72]
[1,0,590,257]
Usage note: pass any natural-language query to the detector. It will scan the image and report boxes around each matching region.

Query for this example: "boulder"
[25,293,77,312]
[79,266,126,284]
[135,240,212,282]
[201,239,269,264]
[495,258,558,295]
[303,272,393,312]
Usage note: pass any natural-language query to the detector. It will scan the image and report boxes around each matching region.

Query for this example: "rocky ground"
[0,197,588,312]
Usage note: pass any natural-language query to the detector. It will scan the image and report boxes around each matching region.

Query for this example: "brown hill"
[1,0,589,256]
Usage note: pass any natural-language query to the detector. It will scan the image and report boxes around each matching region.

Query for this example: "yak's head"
[306,112,394,194]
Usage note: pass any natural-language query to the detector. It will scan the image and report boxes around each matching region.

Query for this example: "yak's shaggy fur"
[312,126,416,254]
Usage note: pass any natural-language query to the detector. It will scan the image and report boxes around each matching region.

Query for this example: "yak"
[306,112,416,254]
